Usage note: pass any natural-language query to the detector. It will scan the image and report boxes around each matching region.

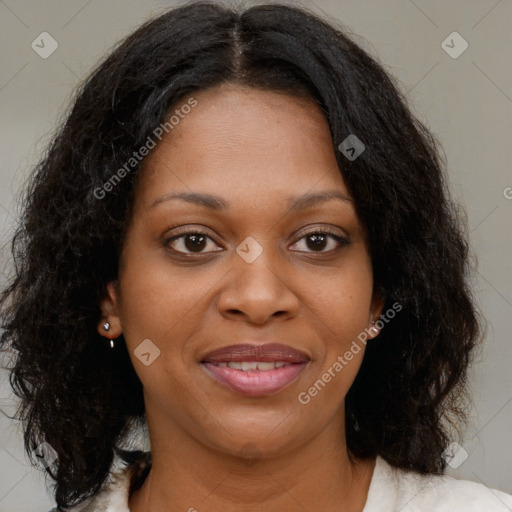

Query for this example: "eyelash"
[163,227,349,257]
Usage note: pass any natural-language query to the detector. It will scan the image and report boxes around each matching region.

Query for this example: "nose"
[217,248,300,325]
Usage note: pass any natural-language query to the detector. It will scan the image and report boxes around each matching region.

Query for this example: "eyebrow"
[150,190,353,211]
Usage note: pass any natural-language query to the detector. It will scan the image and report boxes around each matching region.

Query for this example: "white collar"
[60,453,512,511]
[64,454,389,511]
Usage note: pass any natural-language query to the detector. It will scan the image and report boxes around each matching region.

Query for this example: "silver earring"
[102,322,115,349]
[370,321,379,336]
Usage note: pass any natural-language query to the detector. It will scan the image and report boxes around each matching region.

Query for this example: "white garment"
[50,455,512,511]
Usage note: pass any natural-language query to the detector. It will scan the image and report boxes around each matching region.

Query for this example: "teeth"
[217,361,291,371]
[256,362,276,371]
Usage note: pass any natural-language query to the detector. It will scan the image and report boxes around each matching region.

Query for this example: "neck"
[129,406,376,512]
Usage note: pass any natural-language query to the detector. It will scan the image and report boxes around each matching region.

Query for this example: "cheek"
[307,254,374,342]
[117,246,199,340]
[116,243,218,390]
[116,266,193,404]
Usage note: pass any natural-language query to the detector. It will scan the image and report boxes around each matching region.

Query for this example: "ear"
[97,280,123,339]
[367,287,386,340]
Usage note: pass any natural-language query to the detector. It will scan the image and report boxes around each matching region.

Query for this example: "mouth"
[200,343,310,397]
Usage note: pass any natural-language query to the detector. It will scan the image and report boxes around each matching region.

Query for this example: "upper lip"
[202,343,310,363]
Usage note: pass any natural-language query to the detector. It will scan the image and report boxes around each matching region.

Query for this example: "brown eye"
[290,230,349,253]
[165,231,223,255]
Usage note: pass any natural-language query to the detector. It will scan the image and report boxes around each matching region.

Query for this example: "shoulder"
[46,456,141,512]
[45,423,151,512]
[364,456,512,512]
[397,469,512,511]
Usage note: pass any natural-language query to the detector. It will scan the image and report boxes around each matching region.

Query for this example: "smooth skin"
[99,83,384,512]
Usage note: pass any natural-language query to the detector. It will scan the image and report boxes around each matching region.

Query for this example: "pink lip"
[202,343,310,363]
[202,362,308,397]
[201,343,310,397]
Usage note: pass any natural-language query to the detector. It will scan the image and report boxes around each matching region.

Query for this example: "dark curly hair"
[0,0,481,508]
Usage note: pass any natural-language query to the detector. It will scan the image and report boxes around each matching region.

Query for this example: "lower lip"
[201,362,308,397]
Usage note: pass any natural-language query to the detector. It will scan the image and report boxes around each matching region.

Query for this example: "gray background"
[0,0,511,510]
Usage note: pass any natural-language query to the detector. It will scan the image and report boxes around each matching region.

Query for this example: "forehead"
[136,84,350,207]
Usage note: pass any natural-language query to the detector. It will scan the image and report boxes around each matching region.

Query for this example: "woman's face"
[101,83,383,459]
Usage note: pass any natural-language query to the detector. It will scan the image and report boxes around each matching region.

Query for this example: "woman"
[1,1,511,511]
